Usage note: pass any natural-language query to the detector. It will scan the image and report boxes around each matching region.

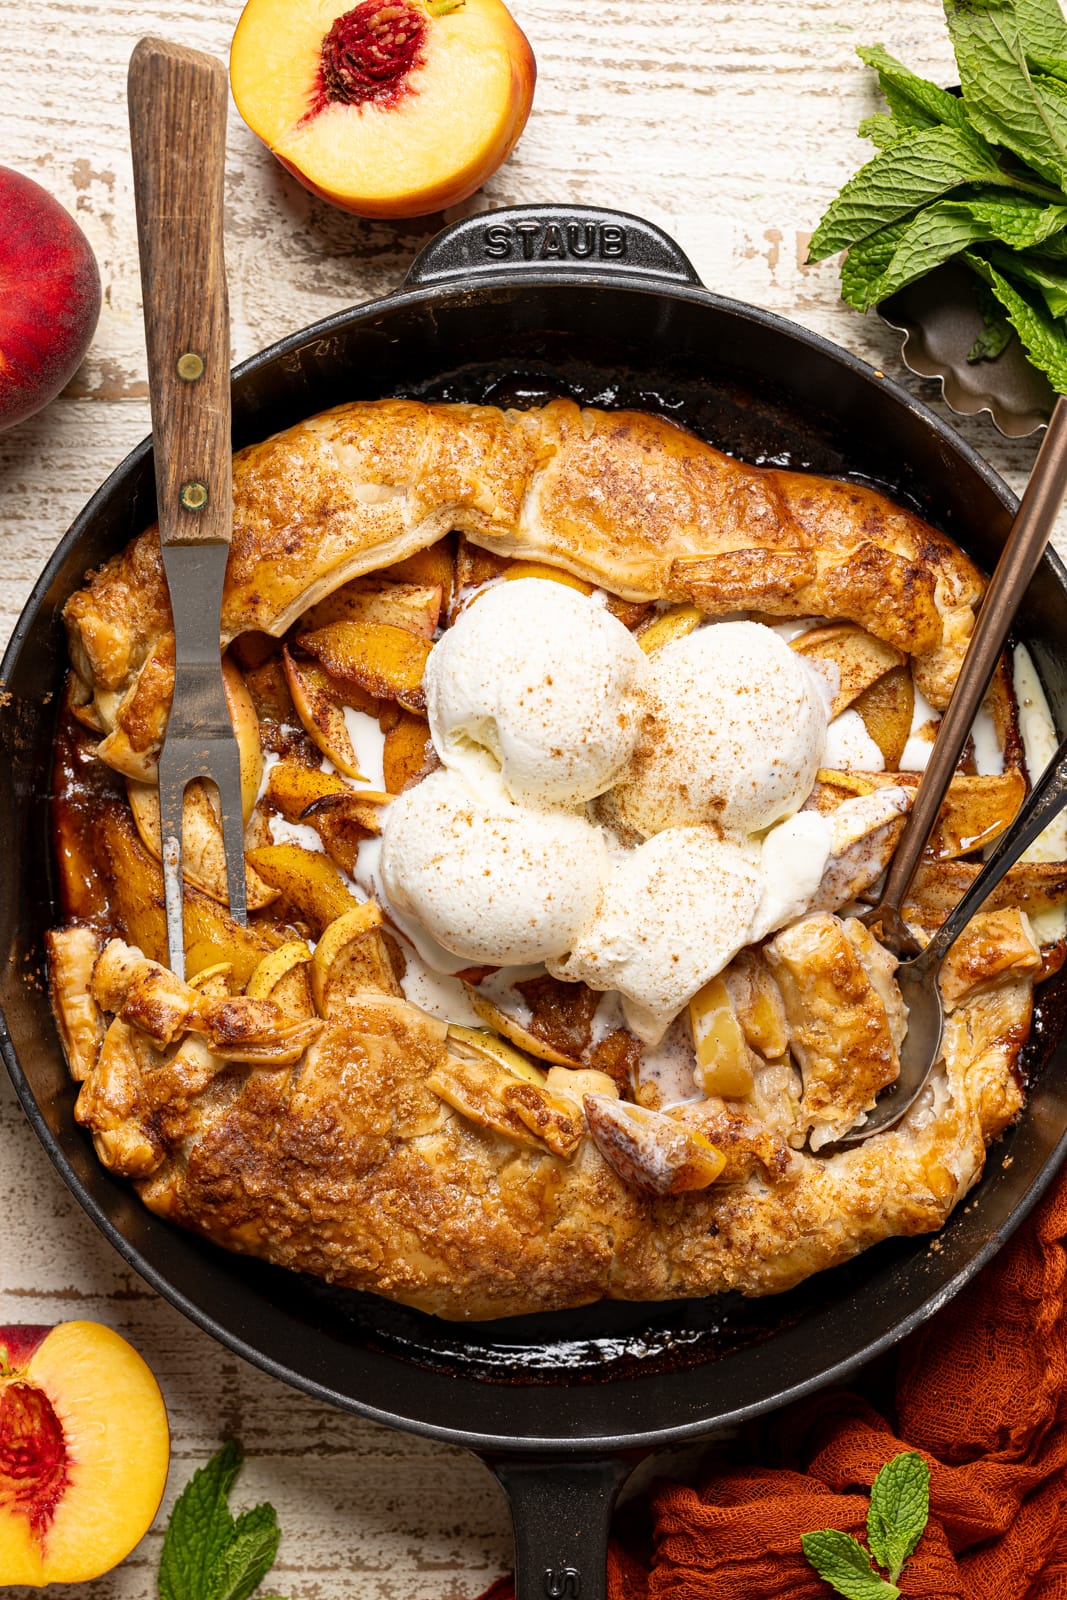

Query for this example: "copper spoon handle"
[869,392,1067,954]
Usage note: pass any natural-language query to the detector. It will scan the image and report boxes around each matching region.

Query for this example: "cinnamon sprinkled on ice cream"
[380,582,832,1038]
[609,622,827,836]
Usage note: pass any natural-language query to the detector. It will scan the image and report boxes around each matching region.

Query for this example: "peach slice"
[223,656,265,823]
[635,603,703,655]
[432,1030,590,1158]
[309,902,384,1012]
[445,1022,546,1085]
[852,664,914,770]
[450,537,514,622]
[246,842,364,934]
[242,654,297,724]
[0,1321,169,1586]
[496,563,650,623]
[313,920,404,1009]
[283,647,367,779]
[230,0,536,219]
[791,623,905,719]
[245,939,314,1000]
[266,759,387,873]
[183,896,282,987]
[187,961,235,993]
[300,579,444,638]
[465,987,584,1068]
[383,711,432,792]
[266,759,387,834]
[381,536,454,606]
[296,620,431,713]
[503,562,594,596]
[126,779,277,911]
[925,769,1026,861]
[722,949,789,1060]
[583,1096,727,1196]
[688,976,755,1099]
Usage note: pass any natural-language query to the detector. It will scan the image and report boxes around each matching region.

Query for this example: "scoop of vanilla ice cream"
[751,810,833,941]
[609,621,827,836]
[425,577,650,806]
[380,767,609,967]
[547,826,763,1044]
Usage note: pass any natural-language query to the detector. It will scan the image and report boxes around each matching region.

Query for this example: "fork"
[128,38,247,977]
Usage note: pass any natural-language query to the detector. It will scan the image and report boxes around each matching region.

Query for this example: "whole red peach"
[0,166,101,431]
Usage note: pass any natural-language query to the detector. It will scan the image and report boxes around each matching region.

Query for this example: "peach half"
[0,1322,169,1586]
[230,0,536,217]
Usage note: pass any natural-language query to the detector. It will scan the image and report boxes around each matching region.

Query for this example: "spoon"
[841,393,1067,1143]
[839,725,1067,1143]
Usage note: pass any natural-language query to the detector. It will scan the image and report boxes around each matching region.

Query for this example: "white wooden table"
[0,2,1056,1594]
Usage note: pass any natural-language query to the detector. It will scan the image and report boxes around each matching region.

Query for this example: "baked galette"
[47,398,1066,1319]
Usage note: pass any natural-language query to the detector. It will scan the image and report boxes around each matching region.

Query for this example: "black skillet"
[4,205,1067,1599]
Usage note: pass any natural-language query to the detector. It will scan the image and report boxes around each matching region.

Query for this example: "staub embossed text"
[481,220,628,262]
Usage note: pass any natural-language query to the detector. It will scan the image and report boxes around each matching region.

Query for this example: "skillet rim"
[3,266,1066,1455]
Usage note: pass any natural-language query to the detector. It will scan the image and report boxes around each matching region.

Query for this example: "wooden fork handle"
[128,37,231,549]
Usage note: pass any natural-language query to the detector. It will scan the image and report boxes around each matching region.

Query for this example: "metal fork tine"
[211,752,248,926]
[157,762,190,981]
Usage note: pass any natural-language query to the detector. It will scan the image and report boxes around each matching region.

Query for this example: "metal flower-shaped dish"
[880,261,1055,439]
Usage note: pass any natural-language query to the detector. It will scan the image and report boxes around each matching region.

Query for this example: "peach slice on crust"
[296,619,431,712]
[0,1321,168,1586]
[230,0,536,218]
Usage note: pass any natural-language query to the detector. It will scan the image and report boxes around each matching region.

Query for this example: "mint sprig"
[802,1451,930,1599]
[809,0,1067,393]
[158,1442,286,1600]
[801,1530,901,1600]
[866,1451,930,1582]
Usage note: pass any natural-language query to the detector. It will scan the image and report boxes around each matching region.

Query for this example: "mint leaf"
[800,1531,900,1600]
[863,201,995,305]
[206,1504,283,1600]
[958,190,1067,245]
[858,44,973,132]
[945,0,1067,188]
[866,1452,930,1583]
[854,193,1067,307]
[965,247,1067,388]
[969,280,1015,358]
[158,1444,287,1600]
[840,220,913,309]
[158,1442,241,1600]
[1028,224,1067,252]
[808,127,1003,259]
[986,240,1067,311]
[1017,0,1067,78]
[859,114,914,150]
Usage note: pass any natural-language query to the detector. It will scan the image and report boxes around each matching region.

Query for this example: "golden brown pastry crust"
[50,398,1043,1323]
[59,948,1028,1321]
[63,400,983,766]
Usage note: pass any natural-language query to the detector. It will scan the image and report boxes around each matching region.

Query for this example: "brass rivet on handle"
[176,351,205,381]
[180,480,209,511]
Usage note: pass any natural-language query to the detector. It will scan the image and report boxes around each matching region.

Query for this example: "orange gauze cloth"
[476,1161,1067,1600]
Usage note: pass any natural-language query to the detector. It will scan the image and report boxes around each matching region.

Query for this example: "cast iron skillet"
[4,205,1067,1598]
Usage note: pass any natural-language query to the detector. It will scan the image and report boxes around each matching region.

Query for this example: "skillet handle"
[404,205,701,289]
[485,1454,637,1600]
